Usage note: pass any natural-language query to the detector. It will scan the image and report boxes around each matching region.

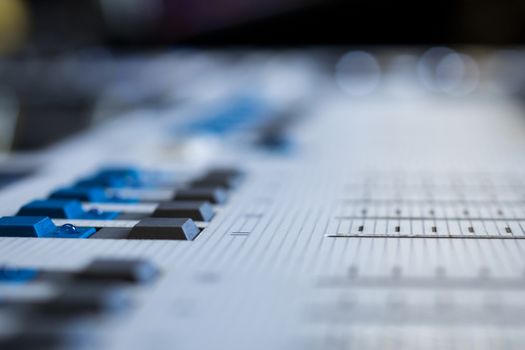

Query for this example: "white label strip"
[53,219,139,228]
[83,202,159,213]
[83,202,222,214]
[106,188,175,201]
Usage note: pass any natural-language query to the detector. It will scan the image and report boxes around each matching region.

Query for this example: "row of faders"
[0,258,159,349]
[0,167,243,240]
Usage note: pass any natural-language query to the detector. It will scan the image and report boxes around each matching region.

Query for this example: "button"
[75,258,159,284]
[50,187,137,203]
[152,201,214,221]
[34,286,131,315]
[18,199,84,219]
[17,200,119,220]
[206,168,243,177]
[0,216,96,238]
[82,208,120,220]
[191,168,243,188]
[96,167,142,182]
[0,267,38,283]
[75,167,143,188]
[185,96,267,134]
[0,216,56,237]
[174,187,227,204]
[257,132,294,153]
[50,187,109,202]
[51,224,96,238]
[75,175,128,188]
[190,175,241,189]
[0,333,87,350]
[115,212,146,220]
[128,218,200,240]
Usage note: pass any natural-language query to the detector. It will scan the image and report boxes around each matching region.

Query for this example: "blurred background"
[0,0,524,151]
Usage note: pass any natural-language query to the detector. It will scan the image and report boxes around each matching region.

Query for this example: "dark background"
[16,0,525,52]
[179,0,525,46]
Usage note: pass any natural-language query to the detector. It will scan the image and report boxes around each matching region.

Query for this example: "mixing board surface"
[1,49,525,349]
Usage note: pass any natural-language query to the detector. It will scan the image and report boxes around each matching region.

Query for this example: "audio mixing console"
[1,49,525,349]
